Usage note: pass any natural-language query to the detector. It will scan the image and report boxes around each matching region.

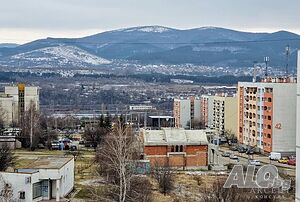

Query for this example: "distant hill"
[0,26,299,68]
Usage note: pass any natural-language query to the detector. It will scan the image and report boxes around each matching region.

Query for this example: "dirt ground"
[14,149,295,202]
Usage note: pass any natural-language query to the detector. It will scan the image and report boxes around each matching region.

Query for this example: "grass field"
[13,149,295,201]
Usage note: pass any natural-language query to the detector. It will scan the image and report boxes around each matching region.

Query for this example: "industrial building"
[237,79,296,153]
[141,128,208,169]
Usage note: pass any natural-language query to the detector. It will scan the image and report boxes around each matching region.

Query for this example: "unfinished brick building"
[141,128,208,169]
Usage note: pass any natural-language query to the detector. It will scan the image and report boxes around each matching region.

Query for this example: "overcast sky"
[1,0,299,43]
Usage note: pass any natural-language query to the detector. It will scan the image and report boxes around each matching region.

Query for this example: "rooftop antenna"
[264,56,270,77]
[252,61,258,82]
[285,45,290,76]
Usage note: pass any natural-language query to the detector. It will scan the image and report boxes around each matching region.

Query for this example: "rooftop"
[149,116,174,119]
[261,76,296,83]
[22,156,73,169]
[142,128,208,146]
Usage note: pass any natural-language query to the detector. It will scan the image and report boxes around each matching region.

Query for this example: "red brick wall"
[144,146,168,155]
[144,145,208,168]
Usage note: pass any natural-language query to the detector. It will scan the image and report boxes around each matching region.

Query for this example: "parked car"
[230,146,238,151]
[222,152,231,157]
[238,147,247,153]
[246,148,255,155]
[84,141,97,148]
[269,152,281,160]
[51,141,62,150]
[249,159,261,166]
[278,157,289,164]
[288,158,296,166]
[70,145,77,151]
[37,143,45,149]
[229,154,239,160]
[228,139,238,145]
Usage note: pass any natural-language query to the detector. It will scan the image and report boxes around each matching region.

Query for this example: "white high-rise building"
[296,50,300,201]
[173,96,201,129]
[0,84,39,126]
[0,94,14,127]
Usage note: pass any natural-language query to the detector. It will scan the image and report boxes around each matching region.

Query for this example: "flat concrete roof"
[149,116,174,119]
[22,156,73,169]
[142,128,208,146]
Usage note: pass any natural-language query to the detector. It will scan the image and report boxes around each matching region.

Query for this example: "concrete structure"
[0,94,14,127]
[200,95,214,128]
[148,115,175,129]
[0,135,22,149]
[212,96,238,135]
[0,157,74,202]
[129,105,155,111]
[4,84,39,124]
[296,50,300,202]
[238,80,296,153]
[173,96,201,129]
[141,128,208,169]
[0,128,22,149]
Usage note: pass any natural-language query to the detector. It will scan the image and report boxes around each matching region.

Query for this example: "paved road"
[219,147,295,177]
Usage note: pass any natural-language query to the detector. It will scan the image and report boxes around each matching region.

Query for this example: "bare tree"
[201,178,280,202]
[0,174,13,202]
[223,130,236,145]
[95,122,145,202]
[192,118,206,129]
[0,144,15,171]
[152,162,175,195]
[19,101,41,149]
[0,104,6,129]
[39,115,58,149]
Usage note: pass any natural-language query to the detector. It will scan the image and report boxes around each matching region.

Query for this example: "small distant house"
[141,128,208,169]
[0,157,74,202]
[0,128,22,149]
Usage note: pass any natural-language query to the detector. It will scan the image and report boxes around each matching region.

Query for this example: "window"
[173,145,183,152]
[33,182,42,199]
[19,192,25,199]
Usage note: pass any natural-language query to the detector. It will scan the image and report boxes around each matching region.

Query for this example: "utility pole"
[285,45,290,76]
[264,56,270,77]
[252,61,257,82]
[30,107,33,149]
[144,112,147,128]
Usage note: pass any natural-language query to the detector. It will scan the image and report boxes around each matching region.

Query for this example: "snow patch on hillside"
[124,26,171,33]
[11,45,111,65]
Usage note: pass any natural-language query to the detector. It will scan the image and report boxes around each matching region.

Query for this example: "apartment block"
[238,80,296,153]
[200,95,214,128]
[0,94,14,127]
[295,50,300,202]
[0,84,39,125]
[173,96,201,129]
[212,96,237,135]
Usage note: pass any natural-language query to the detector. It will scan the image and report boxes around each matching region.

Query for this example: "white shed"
[0,157,74,202]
